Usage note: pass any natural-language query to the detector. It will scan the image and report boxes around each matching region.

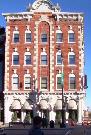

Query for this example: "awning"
[68,100,77,110]
[39,100,48,110]
[55,100,62,110]
[22,100,33,110]
[11,100,21,110]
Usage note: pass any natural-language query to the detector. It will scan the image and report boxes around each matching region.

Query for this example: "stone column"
[78,99,82,123]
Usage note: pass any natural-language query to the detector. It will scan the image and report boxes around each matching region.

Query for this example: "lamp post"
[60,54,65,127]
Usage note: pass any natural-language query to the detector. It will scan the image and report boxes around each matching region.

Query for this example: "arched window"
[68,52,75,65]
[56,50,62,65]
[41,51,47,65]
[56,30,63,43]
[12,52,19,65]
[24,52,31,65]
[69,74,76,89]
[12,74,19,90]
[68,30,75,43]
[24,74,31,90]
[13,27,19,43]
[25,30,31,43]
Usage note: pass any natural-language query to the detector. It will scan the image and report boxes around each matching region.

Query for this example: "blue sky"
[0,0,91,108]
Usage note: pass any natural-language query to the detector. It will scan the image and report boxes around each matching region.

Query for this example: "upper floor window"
[68,52,75,65]
[12,52,19,65]
[24,74,31,90]
[24,52,31,65]
[12,74,19,90]
[13,31,19,43]
[41,77,47,89]
[69,74,76,89]
[25,32,31,43]
[68,30,75,43]
[41,51,47,65]
[56,51,62,65]
[56,30,63,43]
[41,33,47,43]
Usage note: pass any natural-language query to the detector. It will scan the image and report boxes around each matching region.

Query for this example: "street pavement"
[1,125,91,135]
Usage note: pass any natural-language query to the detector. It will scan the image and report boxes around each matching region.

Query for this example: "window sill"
[23,65,32,66]
[68,64,77,66]
[11,65,20,66]
[68,42,75,44]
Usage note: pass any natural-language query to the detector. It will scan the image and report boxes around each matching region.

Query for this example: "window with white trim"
[41,77,47,89]
[41,33,47,43]
[25,31,31,43]
[56,74,62,90]
[69,74,76,89]
[41,52,47,65]
[24,75,31,90]
[68,52,75,65]
[24,52,31,65]
[56,30,63,43]
[13,31,19,43]
[56,51,62,65]
[12,52,19,65]
[68,30,75,43]
[12,74,19,90]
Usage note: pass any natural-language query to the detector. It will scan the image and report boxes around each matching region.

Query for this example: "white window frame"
[12,52,19,66]
[41,52,47,65]
[24,74,31,90]
[13,31,19,43]
[56,30,63,43]
[68,52,76,66]
[25,30,31,43]
[24,52,31,66]
[56,51,62,65]
[68,30,75,43]
[69,74,76,90]
[12,74,19,90]
[40,77,47,91]
[56,74,62,90]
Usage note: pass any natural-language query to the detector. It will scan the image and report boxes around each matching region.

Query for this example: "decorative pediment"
[27,0,61,12]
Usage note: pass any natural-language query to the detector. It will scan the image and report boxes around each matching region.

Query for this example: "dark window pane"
[41,34,47,42]
[69,55,75,64]
[26,33,31,42]
[57,55,62,64]
[57,77,62,89]
[69,33,75,42]
[14,33,19,43]
[13,55,19,65]
[69,77,76,89]
[25,55,31,64]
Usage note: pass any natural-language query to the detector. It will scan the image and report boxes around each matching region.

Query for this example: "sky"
[0,0,91,108]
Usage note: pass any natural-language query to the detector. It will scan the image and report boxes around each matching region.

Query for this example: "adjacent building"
[0,27,5,122]
[2,0,87,124]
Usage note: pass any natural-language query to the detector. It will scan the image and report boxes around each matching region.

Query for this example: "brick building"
[2,0,87,124]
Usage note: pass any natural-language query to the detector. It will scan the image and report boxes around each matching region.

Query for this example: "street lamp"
[60,53,65,127]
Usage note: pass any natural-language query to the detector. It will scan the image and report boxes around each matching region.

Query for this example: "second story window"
[41,77,47,89]
[41,33,47,43]
[69,74,76,89]
[13,54,19,65]
[12,74,19,90]
[24,76,31,89]
[57,76,62,89]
